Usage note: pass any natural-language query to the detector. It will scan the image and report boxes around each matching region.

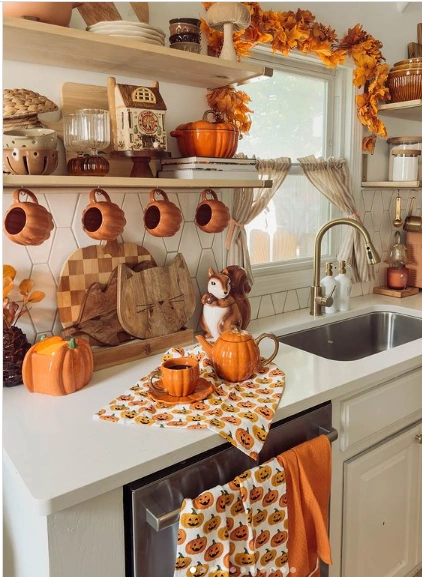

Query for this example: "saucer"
[147,377,213,405]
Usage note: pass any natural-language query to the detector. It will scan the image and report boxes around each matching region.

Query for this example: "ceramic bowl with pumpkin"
[170,110,239,158]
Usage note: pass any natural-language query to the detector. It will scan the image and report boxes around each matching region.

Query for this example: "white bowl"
[3,128,57,150]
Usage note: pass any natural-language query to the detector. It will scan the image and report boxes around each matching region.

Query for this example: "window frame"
[227,45,361,296]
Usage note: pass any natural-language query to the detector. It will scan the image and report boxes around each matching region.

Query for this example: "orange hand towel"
[277,434,332,577]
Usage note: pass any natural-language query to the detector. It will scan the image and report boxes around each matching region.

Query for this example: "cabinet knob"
[415,434,422,444]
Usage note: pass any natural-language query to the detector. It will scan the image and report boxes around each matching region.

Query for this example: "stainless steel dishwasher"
[124,401,337,577]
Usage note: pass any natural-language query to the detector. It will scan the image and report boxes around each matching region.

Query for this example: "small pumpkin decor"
[195,188,230,233]
[3,188,54,246]
[170,110,239,158]
[143,188,182,237]
[22,335,94,396]
[81,188,126,241]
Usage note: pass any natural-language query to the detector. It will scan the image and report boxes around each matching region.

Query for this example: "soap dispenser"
[320,262,338,314]
[334,260,352,311]
[387,231,408,290]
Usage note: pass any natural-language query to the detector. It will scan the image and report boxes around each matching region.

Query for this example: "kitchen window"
[236,47,358,293]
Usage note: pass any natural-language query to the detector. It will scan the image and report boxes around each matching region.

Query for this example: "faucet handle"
[315,285,336,308]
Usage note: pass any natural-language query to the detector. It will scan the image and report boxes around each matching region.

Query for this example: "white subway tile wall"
[3,188,420,344]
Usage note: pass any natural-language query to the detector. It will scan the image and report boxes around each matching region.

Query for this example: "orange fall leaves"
[202,3,391,152]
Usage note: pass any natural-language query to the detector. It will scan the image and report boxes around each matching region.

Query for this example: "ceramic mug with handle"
[149,356,200,397]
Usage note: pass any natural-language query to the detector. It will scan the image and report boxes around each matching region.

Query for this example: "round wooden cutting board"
[57,240,156,328]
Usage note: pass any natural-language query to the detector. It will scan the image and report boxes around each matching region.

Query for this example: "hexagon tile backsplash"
[2,187,421,344]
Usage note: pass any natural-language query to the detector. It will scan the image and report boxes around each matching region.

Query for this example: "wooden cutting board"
[57,240,156,328]
[117,253,196,339]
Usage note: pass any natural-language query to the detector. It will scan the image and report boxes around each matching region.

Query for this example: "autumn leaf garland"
[202,2,391,152]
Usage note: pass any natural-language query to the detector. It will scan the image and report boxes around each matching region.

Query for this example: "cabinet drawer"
[340,368,422,451]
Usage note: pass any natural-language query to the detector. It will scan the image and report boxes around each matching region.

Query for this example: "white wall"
[3,2,422,344]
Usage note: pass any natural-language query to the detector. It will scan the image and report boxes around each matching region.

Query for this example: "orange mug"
[3,188,54,246]
[148,357,200,397]
[81,188,126,241]
[195,188,230,233]
[144,189,182,237]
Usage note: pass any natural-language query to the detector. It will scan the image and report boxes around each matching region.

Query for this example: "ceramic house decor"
[107,76,167,152]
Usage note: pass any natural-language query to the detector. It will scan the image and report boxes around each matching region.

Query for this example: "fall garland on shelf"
[202,2,391,153]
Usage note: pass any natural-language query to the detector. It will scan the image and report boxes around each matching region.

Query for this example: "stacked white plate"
[88,20,166,46]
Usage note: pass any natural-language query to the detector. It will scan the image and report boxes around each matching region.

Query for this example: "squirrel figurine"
[200,266,250,341]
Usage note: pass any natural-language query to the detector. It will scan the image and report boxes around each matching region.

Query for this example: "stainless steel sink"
[278,311,422,361]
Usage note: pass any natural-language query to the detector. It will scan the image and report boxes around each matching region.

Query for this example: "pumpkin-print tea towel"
[174,456,289,577]
[94,345,286,459]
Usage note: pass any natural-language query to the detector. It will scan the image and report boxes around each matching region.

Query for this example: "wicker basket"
[3,88,58,130]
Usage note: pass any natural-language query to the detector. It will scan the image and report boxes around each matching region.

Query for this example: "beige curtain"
[225,157,292,283]
[297,155,374,283]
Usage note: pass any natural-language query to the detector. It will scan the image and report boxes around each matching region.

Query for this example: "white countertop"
[3,293,422,516]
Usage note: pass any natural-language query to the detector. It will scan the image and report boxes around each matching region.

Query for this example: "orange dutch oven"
[170,110,239,158]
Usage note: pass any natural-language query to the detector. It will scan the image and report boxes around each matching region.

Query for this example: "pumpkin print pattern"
[174,456,289,576]
[94,345,286,459]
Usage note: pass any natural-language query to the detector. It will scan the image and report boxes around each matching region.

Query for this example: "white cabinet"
[342,421,422,577]
[330,367,422,577]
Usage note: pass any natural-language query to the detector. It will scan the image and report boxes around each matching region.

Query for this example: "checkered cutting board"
[57,241,155,328]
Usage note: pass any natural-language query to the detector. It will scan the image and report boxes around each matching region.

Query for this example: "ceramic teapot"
[196,325,279,383]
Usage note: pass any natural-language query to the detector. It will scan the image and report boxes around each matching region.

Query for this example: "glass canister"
[387,136,422,180]
[391,148,421,182]
[387,231,409,289]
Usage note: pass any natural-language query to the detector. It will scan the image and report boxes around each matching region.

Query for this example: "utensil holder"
[81,188,126,241]
[195,188,230,233]
[3,188,54,246]
[143,188,182,237]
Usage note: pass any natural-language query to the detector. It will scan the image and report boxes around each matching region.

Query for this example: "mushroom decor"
[205,2,251,61]
[3,88,59,130]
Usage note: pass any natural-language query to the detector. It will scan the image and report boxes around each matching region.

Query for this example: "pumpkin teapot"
[196,325,279,383]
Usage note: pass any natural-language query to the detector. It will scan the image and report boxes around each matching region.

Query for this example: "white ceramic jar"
[392,148,421,182]
[388,136,422,180]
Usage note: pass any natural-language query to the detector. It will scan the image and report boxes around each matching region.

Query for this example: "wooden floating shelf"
[377,100,422,121]
[3,17,273,89]
[2,175,272,192]
[362,181,421,189]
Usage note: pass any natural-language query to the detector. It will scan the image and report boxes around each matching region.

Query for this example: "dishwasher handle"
[145,426,338,532]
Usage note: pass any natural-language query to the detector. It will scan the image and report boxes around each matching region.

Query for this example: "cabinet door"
[342,421,422,577]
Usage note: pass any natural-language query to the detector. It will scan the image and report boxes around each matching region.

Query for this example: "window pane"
[237,67,331,264]
[246,173,329,265]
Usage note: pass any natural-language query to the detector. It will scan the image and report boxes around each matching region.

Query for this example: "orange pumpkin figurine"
[22,335,93,396]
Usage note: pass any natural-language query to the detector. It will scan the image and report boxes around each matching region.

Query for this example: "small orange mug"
[3,188,54,246]
[81,188,126,241]
[149,357,199,397]
[195,188,230,233]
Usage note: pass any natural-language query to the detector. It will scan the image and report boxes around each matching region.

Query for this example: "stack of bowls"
[3,128,58,175]
[387,58,422,102]
[169,18,201,54]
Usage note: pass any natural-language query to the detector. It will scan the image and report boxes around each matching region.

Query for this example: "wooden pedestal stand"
[112,149,171,177]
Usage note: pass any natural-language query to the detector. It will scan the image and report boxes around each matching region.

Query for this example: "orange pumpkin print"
[263,488,279,507]
[185,534,207,555]
[174,553,192,569]
[255,529,270,548]
[204,540,224,561]
[268,508,285,525]
[203,514,221,534]
[230,522,249,541]
[193,491,214,510]
[177,528,186,545]
[253,508,268,526]
[180,510,204,529]
[235,427,254,450]
[271,529,288,547]
[255,464,272,483]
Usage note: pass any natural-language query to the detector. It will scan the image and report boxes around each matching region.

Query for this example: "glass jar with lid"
[387,136,422,180]
[391,148,421,182]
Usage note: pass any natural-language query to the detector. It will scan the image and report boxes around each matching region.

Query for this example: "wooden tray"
[373,286,419,298]
[57,240,155,327]
[92,327,194,371]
